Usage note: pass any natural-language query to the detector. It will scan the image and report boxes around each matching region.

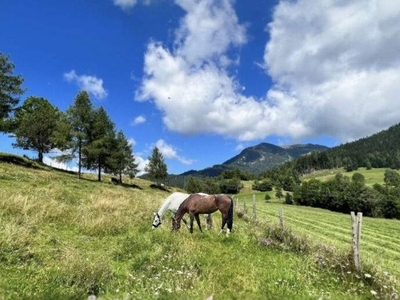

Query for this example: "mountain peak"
[181,142,329,176]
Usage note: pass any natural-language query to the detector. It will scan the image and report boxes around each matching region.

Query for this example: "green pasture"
[235,191,400,280]
[301,167,398,186]
[0,156,399,299]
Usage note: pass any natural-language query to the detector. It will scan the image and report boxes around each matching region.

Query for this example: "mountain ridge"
[180,142,329,176]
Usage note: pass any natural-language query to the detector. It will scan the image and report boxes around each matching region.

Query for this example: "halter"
[153,213,162,228]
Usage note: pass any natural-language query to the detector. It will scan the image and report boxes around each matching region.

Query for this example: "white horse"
[152,192,212,230]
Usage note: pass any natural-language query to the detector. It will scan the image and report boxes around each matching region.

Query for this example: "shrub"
[252,179,273,192]
[264,194,271,202]
[285,193,293,205]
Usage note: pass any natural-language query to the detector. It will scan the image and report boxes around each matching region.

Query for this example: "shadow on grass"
[121,182,143,190]
[0,153,42,169]
[150,183,171,192]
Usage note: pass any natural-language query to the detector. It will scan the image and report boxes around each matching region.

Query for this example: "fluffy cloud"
[113,0,137,10]
[134,155,149,176]
[136,0,267,141]
[155,139,193,165]
[137,0,400,143]
[264,0,400,142]
[131,115,146,126]
[64,70,108,100]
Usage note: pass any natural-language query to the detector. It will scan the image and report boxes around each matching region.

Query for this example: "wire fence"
[232,194,363,271]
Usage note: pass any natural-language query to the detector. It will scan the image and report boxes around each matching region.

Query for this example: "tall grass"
[0,158,398,299]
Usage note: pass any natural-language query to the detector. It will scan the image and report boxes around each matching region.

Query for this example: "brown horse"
[172,194,233,236]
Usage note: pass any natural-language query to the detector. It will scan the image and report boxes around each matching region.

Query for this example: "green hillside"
[301,167,398,186]
[0,154,398,299]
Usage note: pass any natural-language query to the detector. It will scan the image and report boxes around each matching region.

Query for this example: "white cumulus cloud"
[131,115,146,126]
[264,0,400,142]
[134,156,149,176]
[155,139,193,165]
[64,70,108,100]
[137,0,400,144]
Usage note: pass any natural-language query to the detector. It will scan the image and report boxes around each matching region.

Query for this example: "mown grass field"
[235,191,400,280]
[301,167,399,186]
[0,155,398,299]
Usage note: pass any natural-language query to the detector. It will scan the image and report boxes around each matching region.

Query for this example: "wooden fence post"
[279,207,284,228]
[351,211,363,271]
[252,194,257,222]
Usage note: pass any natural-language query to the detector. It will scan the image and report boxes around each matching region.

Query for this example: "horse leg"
[189,213,195,234]
[219,213,228,235]
[171,213,176,229]
[205,214,212,230]
[182,216,190,229]
[195,214,203,233]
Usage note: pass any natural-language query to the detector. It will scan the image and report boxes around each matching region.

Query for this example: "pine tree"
[146,146,167,186]
[83,107,115,182]
[0,53,26,132]
[64,91,95,178]
[106,130,138,183]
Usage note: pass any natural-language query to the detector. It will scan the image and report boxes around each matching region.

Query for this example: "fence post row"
[350,211,363,271]
[235,197,363,273]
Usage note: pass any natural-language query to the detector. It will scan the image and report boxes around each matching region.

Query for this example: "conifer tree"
[64,91,95,178]
[146,146,167,186]
[83,106,115,181]
[0,53,26,132]
[106,130,138,183]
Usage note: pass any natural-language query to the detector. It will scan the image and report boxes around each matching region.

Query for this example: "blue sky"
[1,0,400,175]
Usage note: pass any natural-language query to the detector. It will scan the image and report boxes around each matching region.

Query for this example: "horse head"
[172,217,181,230]
[152,213,161,229]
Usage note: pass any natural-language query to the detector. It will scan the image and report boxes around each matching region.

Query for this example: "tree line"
[273,122,400,176]
[292,170,400,219]
[0,52,169,184]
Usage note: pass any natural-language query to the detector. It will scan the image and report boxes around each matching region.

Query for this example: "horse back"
[184,194,219,214]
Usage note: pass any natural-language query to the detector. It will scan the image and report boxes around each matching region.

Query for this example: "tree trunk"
[78,141,82,179]
[38,151,43,163]
[98,162,102,182]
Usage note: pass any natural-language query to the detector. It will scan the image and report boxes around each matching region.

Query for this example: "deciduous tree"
[13,96,61,162]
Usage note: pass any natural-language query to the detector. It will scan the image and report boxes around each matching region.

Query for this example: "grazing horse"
[152,192,212,230]
[173,194,233,236]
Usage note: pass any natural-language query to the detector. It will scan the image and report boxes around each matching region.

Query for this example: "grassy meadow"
[0,154,399,299]
[235,192,400,279]
[300,167,398,186]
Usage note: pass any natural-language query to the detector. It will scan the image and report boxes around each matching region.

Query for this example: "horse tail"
[227,196,234,231]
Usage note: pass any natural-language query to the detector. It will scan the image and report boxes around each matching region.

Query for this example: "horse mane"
[157,194,173,216]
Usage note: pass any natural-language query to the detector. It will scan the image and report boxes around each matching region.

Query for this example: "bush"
[264,194,271,202]
[252,179,273,192]
[285,193,293,205]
